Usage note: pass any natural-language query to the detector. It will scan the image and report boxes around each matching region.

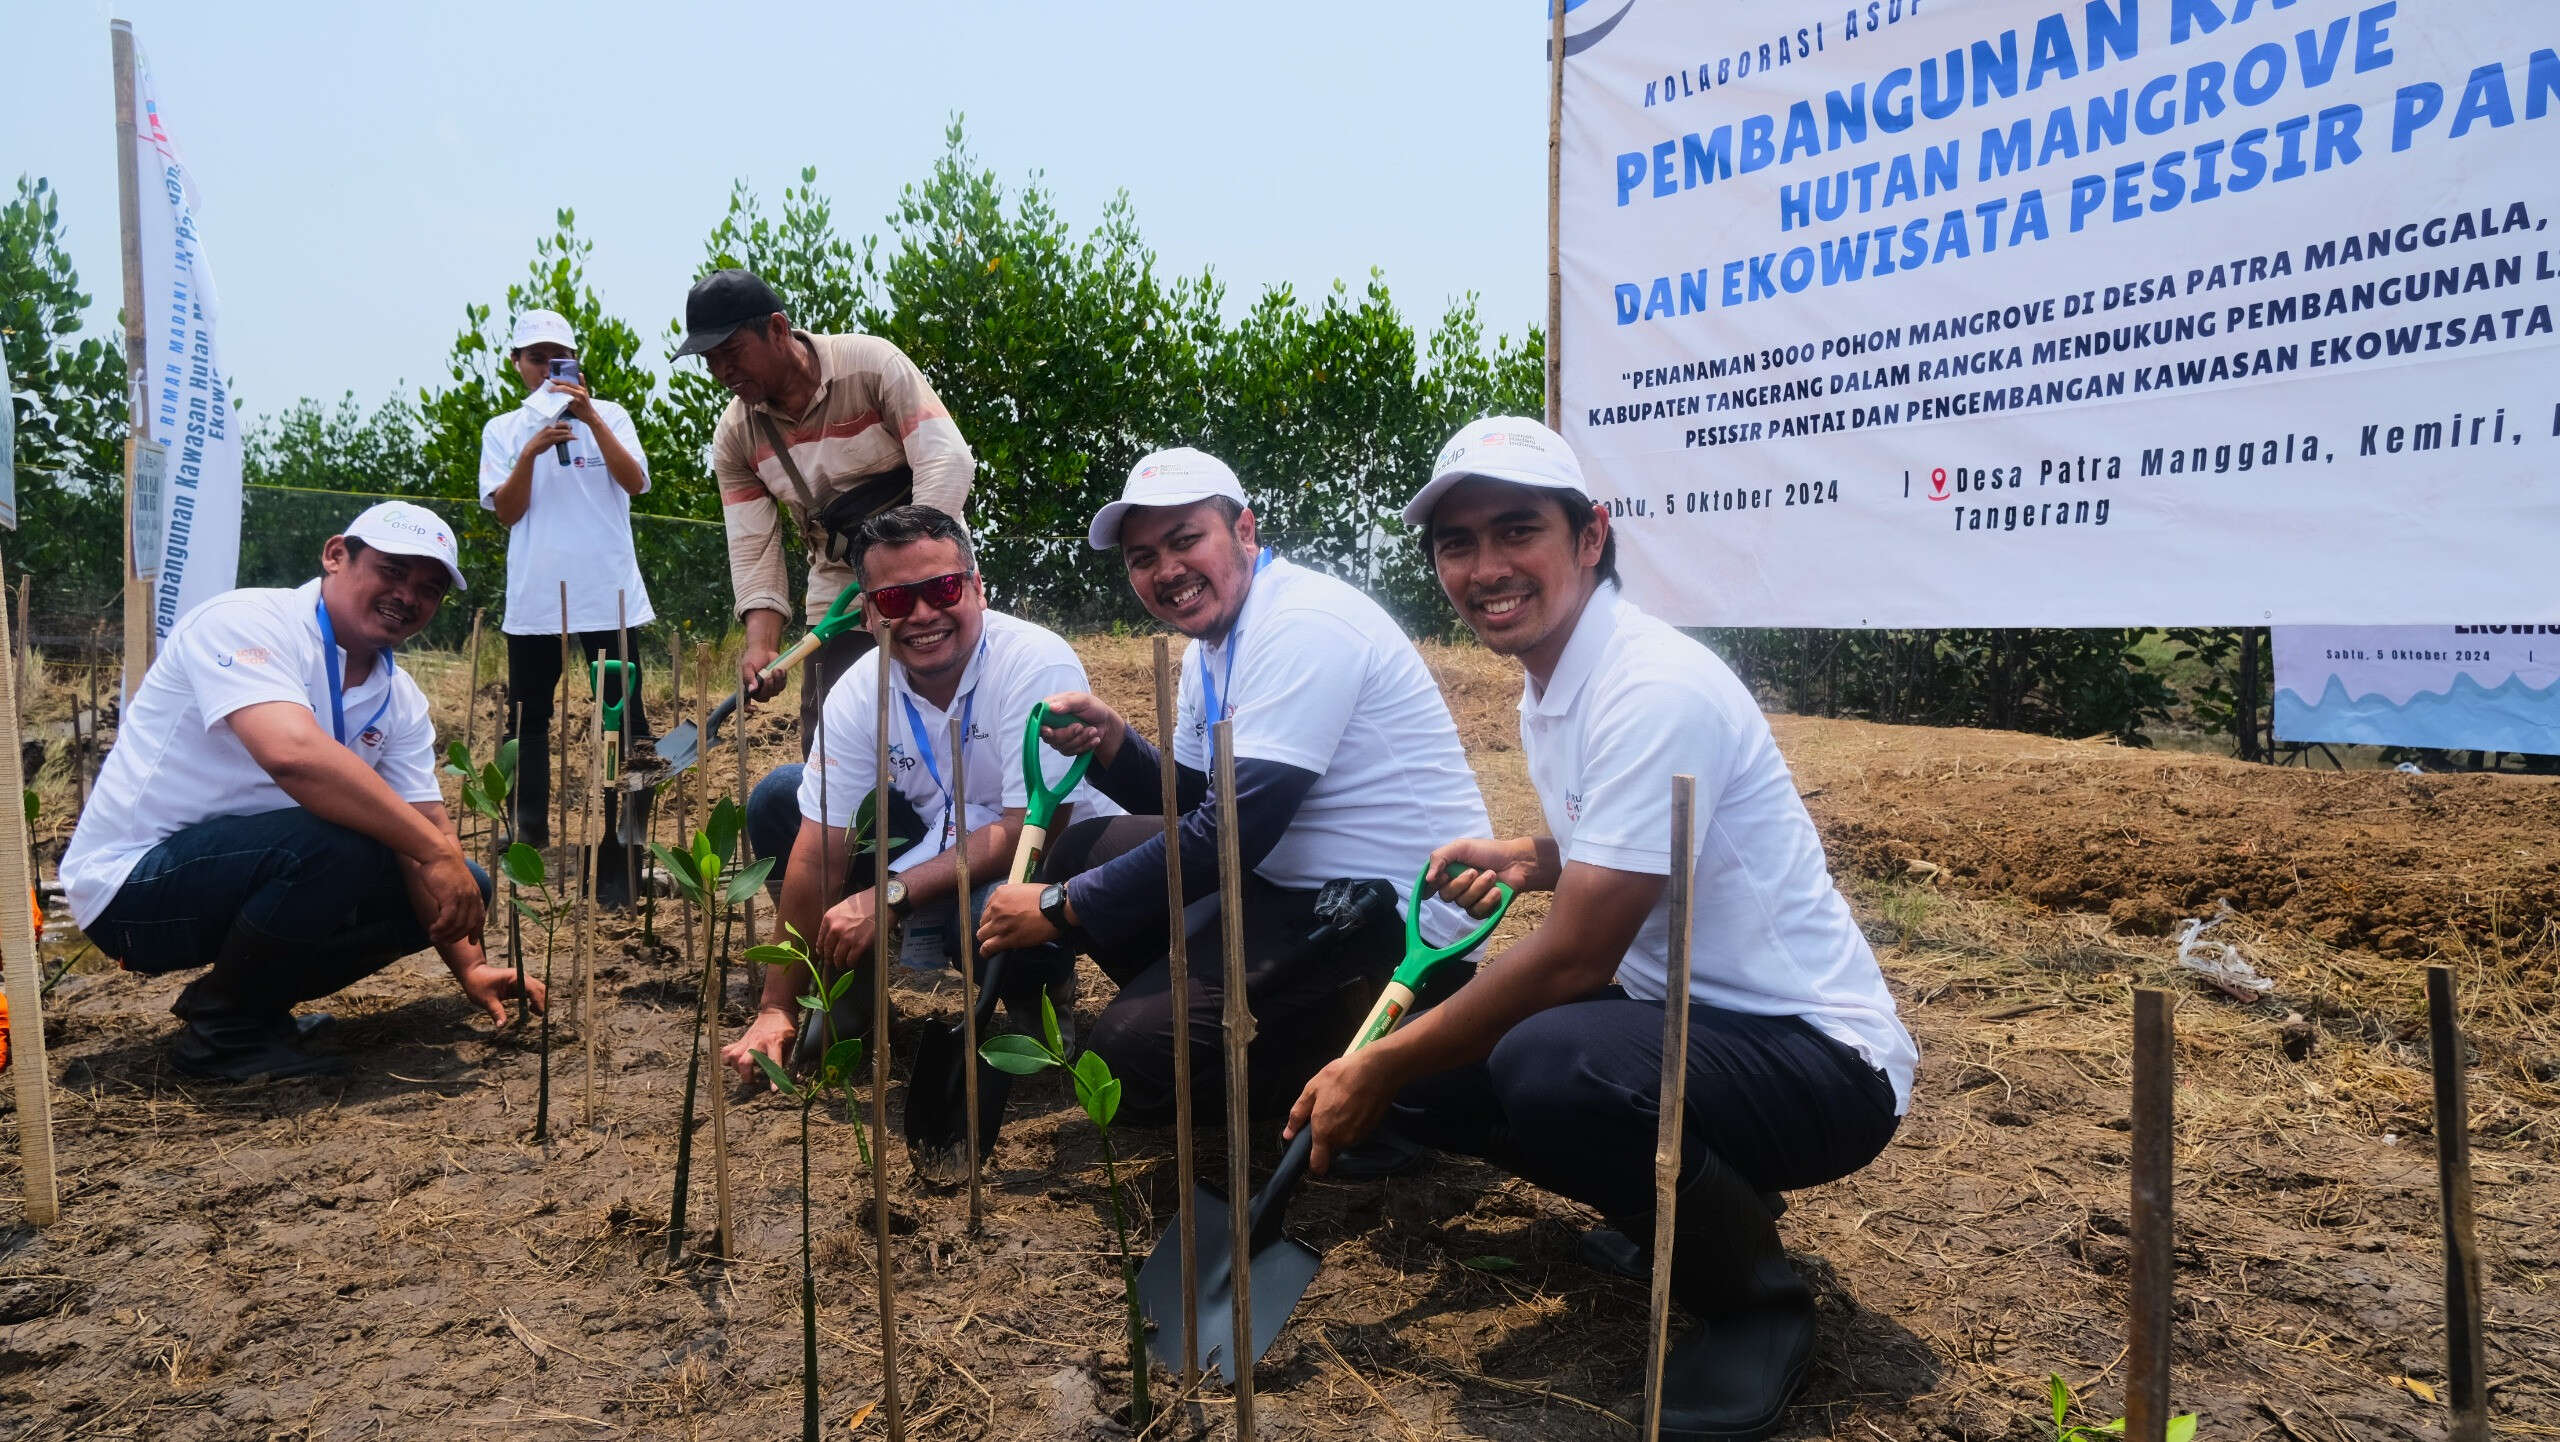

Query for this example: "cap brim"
[1401,468,1586,526]
[671,319,745,359]
[1087,488,1237,549]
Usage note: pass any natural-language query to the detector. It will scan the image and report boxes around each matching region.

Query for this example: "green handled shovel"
[1137,863,1515,1381]
[638,585,865,784]
[902,702,1093,1176]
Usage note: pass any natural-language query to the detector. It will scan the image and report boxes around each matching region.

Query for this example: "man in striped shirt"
[676,268,975,750]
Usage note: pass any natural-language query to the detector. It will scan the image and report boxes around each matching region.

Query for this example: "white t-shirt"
[1521,586,1917,1112]
[478,393,656,635]
[1172,555,1492,946]
[60,580,443,929]
[799,609,1123,872]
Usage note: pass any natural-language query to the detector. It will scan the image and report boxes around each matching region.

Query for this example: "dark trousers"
[503,629,651,849]
[1047,815,1406,1127]
[86,807,493,1014]
[1390,988,1899,1220]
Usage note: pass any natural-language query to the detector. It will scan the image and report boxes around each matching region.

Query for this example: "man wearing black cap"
[673,269,975,751]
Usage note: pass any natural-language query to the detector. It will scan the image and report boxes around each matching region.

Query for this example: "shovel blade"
[901,1016,1012,1183]
[648,721,701,777]
[1138,1184,1321,1384]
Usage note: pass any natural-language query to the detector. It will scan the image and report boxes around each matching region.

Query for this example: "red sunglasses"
[867,569,973,619]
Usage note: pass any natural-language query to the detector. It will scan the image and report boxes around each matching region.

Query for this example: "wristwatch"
[1038,882,1075,934]
[882,877,911,916]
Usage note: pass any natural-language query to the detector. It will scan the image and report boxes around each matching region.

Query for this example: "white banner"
[133,51,240,637]
[1557,0,2560,626]
[2274,624,2559,751]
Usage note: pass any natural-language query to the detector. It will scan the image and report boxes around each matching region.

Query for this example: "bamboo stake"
[1157,637,1200,1389]
[619,591,643,941]
[556,584,570,871]
[1639,774,1696,1442]
[0,546,60,1225]
[703,646,733,1259]
[1544,0,1566,429]
[2428,966,2488,1442]
[673,628,693,957]
[736,670,756,951]
[459,607,484,848]
[580,681,602,1128]
[80,640,99,813]
[15,574,33,712]
[951,714,982,1231]
[1212,718,1256,1435]
[871,629,906,1442]
[2127,989,2175,1442]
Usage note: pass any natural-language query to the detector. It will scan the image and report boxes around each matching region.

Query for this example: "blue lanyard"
[896,637,987,849]
[1198,548,1275,724]
[313,594,395,747]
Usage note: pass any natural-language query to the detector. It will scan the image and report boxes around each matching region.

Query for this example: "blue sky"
[9,1,1548,419]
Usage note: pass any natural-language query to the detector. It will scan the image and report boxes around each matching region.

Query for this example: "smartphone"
[547,356,584,386]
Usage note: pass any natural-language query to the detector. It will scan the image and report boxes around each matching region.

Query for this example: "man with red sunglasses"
[724,505,1118,1080]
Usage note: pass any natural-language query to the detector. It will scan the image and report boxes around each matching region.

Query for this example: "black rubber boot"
[169,976,347,1081]
[1580,1192,1788,1283]
[1655,1154,1816,1442]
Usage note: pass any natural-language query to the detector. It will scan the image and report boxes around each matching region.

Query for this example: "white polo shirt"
[60,580,443,929]
[1522,585,1915,1112]
[1172,555,1492,946]
[478,393,656,635]
[801,609,1122,871]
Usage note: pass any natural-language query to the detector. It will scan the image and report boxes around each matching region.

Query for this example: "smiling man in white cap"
[61,503,543,1081]
[974,448,1491,1142]
[478,308,655,902]
[1283,417,1916,1440]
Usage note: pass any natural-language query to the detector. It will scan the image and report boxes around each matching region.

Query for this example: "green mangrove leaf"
[980,1033,1058,1075]
[751,1051,798,1098]
[726,856,777,904]
[503,841,546,888]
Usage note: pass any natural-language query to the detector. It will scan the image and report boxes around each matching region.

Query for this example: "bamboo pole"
[703,646,733,1259]
[1545,0,1566,429]
[14,574,32,708]
[579,680,602,1129]
[459,607,484,848]
[80,643,99,814]
[673,628,693,957]
[556,585,571,869]
[0,545,60,1225]
[2127,990,2175,1442]
[2427,966,2488,1442]
[618,591,641,938]
[1158,637,1200,1389]
[736,670,755,951]
[951,714,983,1231]
[871,631,906,1442]
[1213,718,1256,1435]
[1639,775,1696,1442]
[111,20,155,692]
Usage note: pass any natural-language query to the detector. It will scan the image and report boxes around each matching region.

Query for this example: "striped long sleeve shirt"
[712,330,975,623]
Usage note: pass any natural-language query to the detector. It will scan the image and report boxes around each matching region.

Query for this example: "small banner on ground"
[133,50,241,637]
[1556,0,2560,626]
[2273,625,2559,752]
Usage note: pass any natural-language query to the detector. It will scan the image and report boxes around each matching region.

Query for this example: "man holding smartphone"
[478,309,655,904]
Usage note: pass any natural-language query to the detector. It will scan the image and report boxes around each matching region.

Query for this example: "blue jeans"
[87,807,491,1012]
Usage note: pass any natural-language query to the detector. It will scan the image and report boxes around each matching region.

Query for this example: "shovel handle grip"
[1405,864,1515,972]
[1019,703,1094,837]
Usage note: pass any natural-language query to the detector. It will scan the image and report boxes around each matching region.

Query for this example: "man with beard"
[722,506,1115,1080]
[674,269,974,753]
[974,449,1490,1141]
[1283,418,1916,1441]
[60,504,541,1081]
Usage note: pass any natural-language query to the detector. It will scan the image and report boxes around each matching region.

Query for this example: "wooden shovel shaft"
[1352,980,1418,1052]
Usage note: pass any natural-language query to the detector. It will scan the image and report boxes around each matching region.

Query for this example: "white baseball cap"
[1087,447,1250,549]
[1401,416,1588,526]
[507,309,577,353]
[345,501,468,591]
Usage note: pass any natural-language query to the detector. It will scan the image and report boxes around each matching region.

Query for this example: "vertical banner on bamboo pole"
[1212,718,1256,1436]
[109,21,153,692]
[2127,989,2175,1442]
[0,544,60,1225]
[1544,0,1566,429]
[123,31,242,643]
[1639,773,1696,1442]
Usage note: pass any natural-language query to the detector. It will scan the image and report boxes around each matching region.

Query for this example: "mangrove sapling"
[2047,1374,2197,1442]
[744,924,871,1442]
[649,795,773,1262]
[445,740,528,1024]
[982,994,1153,1430]
[501,840,574,1142]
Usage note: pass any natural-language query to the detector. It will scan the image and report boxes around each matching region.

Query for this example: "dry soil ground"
[2,634,2553,1441]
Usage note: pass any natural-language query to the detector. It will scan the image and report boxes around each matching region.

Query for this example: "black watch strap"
[1039,882,1074,933]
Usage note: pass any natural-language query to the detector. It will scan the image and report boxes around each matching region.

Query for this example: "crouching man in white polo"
[1287,419,1916,1440]
[61,503,542,1081]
